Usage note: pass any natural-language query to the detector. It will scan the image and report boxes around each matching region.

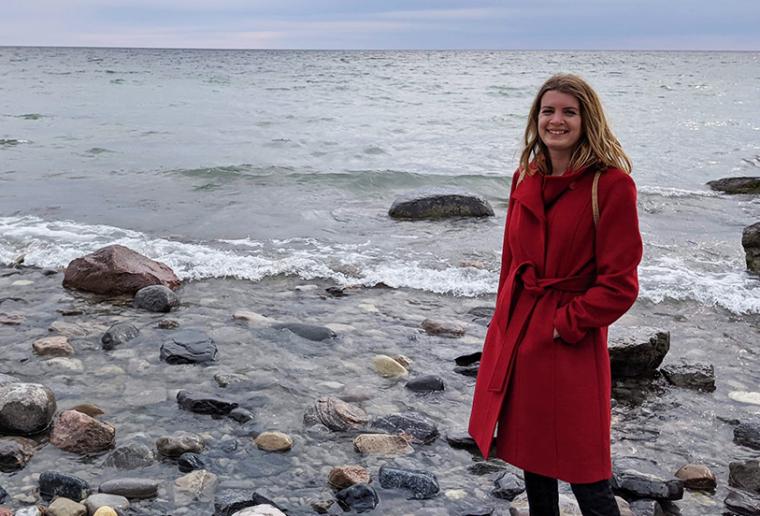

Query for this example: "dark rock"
[405,375,445,392]
[157,319,180,329]
[673,463,716,491]
[335,483,379,513]
[371,412,439,444]
[743,223,760,273]
[104,442,155,469]
[101,322,140,350]
[611,468,683,501]
[468,461,509,476]
[62,244,180,295]
[378,464,439,500]
[325,286,347,297]
[457,506,494,516]
[272,322,336,341]
[660,360,715,392]
[177,390,238,416]
[0,382,57,434]
[228,407,254,423]
[468,306,494,326]
[99,477,159,499]
[725,489,760,515]
[0,486,7,504]
[303,396,368,431]
[388,189,494,219]
[492,471,525,501]
[735,422,760,450]
[178,452,207,473]
[328,465,371,490]
[628,499,666,516]
[608,330,670,378]
[39,471,90,501]
[455,351,482,366]
[454,364,480,377]
[133,284,179,313]
[730,460,760,493]
[160,330,217,364]
[213,489,283,516]
[0,436,37,472]
[156,431,204,457]
[707,177,760,194]
[445,431,478,452]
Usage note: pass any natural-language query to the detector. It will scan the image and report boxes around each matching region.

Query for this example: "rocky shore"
[1,243,760,515]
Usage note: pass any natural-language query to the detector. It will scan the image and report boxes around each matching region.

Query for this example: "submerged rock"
[492,471,525,501]
[156,431,204,457]
[178,452,206,473]
[134,284,179,312]
[725,489,760,515]
[735,422,760,450]
[99,477,159,499]
[405,375,445,392]
[328,465,371,490]
[372,355,408,377]
[101,322,139,350]
[39,471,90,501]
[674,463,716,491]
[176,390,238,415]
[231,505,286,516]
[174,469,218,505]
[303,396,368,431]
[255,431,293,452]
[160,330,217,364]
[335,483,378,513]
[47,497,87,515]
[743,222,760,273]
[63,244,180,295]
[0,382,57,434]
[378,464,439,499]
[213,489,283,516]
[371,411,439,444]
[445,431,478,452]
[421,318,466,337]
[660,360,715,391]
[729,459,760,493]
[388,189,494,219]
[272,322,336,341]
[104,442,155,469]
[608,330,669,378]
[49,409,115,454]
[32,336,74,357]
[611,465,683,501]
[84,493,129,514]
[353,434,413,456]
[707,176,760,194]
[0,436,37,472]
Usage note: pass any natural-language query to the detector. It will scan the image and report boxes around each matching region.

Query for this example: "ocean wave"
[638,185,720,198]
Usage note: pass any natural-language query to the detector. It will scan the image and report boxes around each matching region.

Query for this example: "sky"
[2,0,759,51]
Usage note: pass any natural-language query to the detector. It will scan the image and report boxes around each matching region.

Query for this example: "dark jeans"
[524,470,621,516]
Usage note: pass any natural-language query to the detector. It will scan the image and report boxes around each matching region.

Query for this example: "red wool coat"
[468,165,642,484]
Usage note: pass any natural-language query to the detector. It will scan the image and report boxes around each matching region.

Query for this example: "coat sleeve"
[553,171,643,343]
[496,171,520,298]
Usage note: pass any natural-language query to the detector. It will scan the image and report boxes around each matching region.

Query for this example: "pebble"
[272,322,336,341]
[32,336,74,357]
[370,411,439,444]
[47,497,87,516]
[39,471,90,501]
[43,357,84,372]
[133,284,179,312]
[99,477,159,499]
[335,483,378,513]
[0,313,24,325]
[93,508,118,516]
[421,318,465,337]
[254,431,293,452]
[232,310,278,327]
[160,330,218,364]
[231,505,286,516]
[176,390,238,415]
[174,469,218,505]
[378,464,440,499]
[405,375,445,392]
[0,436,38,472]
[372,354,408,377]
[328,465,371,490]
[729,459,760,492]
[178,452,206,473]
[303,396,368,431]
[101,322,140,350]
[156,431,205,457]
[353,433,414,455]
[84,493,130,513]
[104,442,155,469]
[491,471,525,501]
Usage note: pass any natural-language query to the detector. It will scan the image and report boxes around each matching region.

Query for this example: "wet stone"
[47,497,87,515]
[0,486,7,504]
[70,403,104,417]
[14,508,43,516]
[84,493,130,514]
[729,459,760,493]
[660,360,716,392]
[468,460,509,476]
[39,471,90,501]
[104,442,155,469]
[492,471,525,501]
[0,382,57,434]
[735,422,760,450]
[177,390,238,415]
[372,354,408,377]
[272,322,336,341]
[32,335,74,357]
[455,351,482,366]
[378,464,440,500]
[213,489,283,516]
[370,411,439,444]
[178,452,207,473]
[231,505,286,515]
[254,431,293,452]
[627,499,665,516]
[157,318,179,329]
[725,489,760,515]
[353,434,413,456]
[335,483,379,513]
[405,375,445,392]
[174,469,218,505]
[421,318,465,337]
[101,322,139,350]
[0,436,37,472]
[134,284,179,312]
[156,431,205,457]
[674,463,716,491]
[611,467,684,501]
[445,431,478,452]
[228,407,254,423]
[328,465,371,490]
[49,409,116,454]
[99,477,159,499]
[608,330,670,378]
[93,507,118,516]
[303,396,368,431]
[708,176,760,194]
[388,189,494,219]
[454,365,480,377]
[160,330,217,364]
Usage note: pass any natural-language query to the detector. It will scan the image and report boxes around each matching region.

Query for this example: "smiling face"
[538,90,583,158]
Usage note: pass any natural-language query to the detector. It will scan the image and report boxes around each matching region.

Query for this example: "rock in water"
[39,471,90,501]
[328,465,371,490]
[84,493,130,514]
[254,431,293,452]
[272,322,336,341]
[133,285,179,312]
[744,222,760,273]
[335,483,379,513]
[47,497,87,515]
[729,460,760,492]
[353,434,413,456]
[378,464,439,499]
[101,322,140,350]
[174,470,218,505]
[492,471,525,501]
[156,431,204,457]
[231,505,286,516]
[370,412,439,444]
[421,318,466,337]
[176,390,238,415]
[99,478,159,499]
[178,452,207,473]
[674,464,716,491]
[372,355,408,377]
[0,436,38,472]
[734,422,760,451]
[62,244,180,295]
[405,375,445,392]
[707,176,760,194]
[608,329,670,378]
[32,336,74,357]
[160,330,217,364]
[660,360,715,391]
[611,468,683,500]
[303,396,368,431]
[725,489,760,515]
[214,489,284,516]
[388,189,494,219]
[0,382,57,434]
[104,442,154,469]
[49,409,115,454]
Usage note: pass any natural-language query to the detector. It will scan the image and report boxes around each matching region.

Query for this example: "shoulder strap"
[591,170,602,227]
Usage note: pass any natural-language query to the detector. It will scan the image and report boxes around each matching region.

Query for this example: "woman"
[468,74,642,515]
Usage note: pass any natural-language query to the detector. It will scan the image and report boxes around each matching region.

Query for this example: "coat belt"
[486,262,595,393]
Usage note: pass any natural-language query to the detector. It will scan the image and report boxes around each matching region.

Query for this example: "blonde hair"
[519,73,632,176]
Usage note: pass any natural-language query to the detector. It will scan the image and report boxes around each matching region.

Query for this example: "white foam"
[638,185,720,198]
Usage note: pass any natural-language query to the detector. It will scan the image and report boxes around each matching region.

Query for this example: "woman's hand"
[553,328,559,339]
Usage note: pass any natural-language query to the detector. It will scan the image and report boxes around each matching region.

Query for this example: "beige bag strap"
[516,168,527,186]
[592,170,602,227]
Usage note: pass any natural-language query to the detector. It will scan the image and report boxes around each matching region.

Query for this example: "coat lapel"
[510,172,546,274]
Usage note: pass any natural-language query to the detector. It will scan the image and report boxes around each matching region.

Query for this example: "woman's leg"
[524,470,560,516]
[570,479,621,516]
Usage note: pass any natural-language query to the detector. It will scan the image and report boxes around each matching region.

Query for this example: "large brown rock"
[63,245,180,295]
[49,409,116,455]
